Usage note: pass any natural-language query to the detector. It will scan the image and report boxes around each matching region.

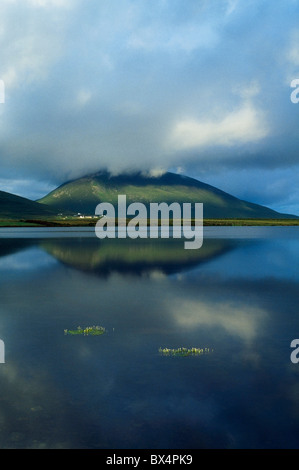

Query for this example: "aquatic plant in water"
[64,326,106,336]
[158,347,212,357]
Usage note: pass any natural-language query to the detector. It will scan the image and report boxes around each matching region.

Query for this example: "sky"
[0,0,299,215]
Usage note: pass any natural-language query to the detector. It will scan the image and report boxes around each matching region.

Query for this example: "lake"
[0,226,299,449]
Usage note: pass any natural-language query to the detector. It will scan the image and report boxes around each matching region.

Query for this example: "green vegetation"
[203,218,299,226]
[64,326,106,336]
[0,190,61,220]
[37,170,298,220]
[159,347,212,357]
[1,171,298,224]
[0,217,299,227]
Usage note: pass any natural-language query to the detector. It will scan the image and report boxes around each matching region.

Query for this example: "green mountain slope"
[0,190,60,219]
[37,171,297,219]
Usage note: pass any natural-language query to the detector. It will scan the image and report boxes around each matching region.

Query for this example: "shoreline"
[0,217,299,228]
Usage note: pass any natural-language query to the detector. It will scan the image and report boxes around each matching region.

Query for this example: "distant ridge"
[37,170,297,220]
[0,190,60,219]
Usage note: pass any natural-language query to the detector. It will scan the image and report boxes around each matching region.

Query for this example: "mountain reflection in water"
[0,234,241,277]
[39,237,238,276]
[0,227,299,449]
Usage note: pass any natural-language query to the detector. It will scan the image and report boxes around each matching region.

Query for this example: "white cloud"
[284,29,299,85]
[26,0,72,8]
[1,0,72,8]
[166,24,219,52]
[127,15,220,52]
[225,0,239,16]
[232,80,261,100]
[287,29,299,66]
[0,1,71,89]
[173,298,266,342]
[168,103,269,151]
[76,89,92,107]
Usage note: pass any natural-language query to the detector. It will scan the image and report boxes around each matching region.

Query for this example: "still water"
[0,226,298,449]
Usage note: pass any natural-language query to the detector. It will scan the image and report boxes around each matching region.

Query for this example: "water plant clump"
[158,347,212,357]
[64,325,106,336]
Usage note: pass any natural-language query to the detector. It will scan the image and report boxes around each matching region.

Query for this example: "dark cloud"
[0,0,298,212]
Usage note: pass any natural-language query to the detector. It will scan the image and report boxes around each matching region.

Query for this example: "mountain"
[37,170,297,219]
[0,190,60,219]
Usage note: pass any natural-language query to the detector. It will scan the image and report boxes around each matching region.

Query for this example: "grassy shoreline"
[0,217,298,227]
